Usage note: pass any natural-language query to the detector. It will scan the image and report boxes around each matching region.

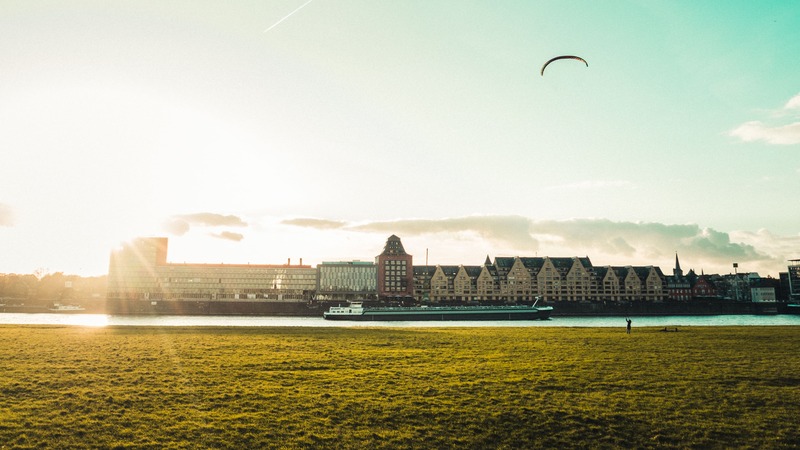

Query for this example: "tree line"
[0,272,107,306]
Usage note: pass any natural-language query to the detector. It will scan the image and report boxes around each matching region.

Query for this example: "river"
[1,313,799,328]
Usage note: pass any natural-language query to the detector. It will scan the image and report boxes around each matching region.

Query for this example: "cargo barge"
[323,302,553,321]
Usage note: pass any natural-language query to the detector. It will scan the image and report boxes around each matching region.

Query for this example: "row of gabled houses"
[403,252,783,304]
[410,256,669,303]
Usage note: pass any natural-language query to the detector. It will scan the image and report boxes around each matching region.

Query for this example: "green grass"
[1,325,798,449]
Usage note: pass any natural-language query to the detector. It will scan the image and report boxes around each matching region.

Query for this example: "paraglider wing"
[540,55,588,76]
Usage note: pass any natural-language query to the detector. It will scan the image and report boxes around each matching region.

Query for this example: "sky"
[1,1,799,278]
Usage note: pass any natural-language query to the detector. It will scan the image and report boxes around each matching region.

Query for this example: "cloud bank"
[163,212,248,239]
[729,121,800,145]
[284,214,792,275]
[729,93,800,145]
[211,231,245,242]
[281,218,347,229]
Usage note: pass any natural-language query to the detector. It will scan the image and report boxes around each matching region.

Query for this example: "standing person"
[626,317,632,334]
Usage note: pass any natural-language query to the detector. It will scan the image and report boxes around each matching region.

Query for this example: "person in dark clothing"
[626,317,632,334]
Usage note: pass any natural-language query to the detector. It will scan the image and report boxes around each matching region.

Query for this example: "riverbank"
[1,325,798,448]
[550,299,787,316]
[70,298,796,317]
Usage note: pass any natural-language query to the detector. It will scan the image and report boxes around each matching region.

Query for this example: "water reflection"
[0,313,799,327]
[0,313,110,327]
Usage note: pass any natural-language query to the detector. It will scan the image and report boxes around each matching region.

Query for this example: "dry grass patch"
[0,325,798,448]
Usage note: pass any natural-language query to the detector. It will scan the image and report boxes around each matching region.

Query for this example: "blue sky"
[1,1,799,277]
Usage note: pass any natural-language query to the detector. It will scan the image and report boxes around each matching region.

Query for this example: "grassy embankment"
[1,325,798,449]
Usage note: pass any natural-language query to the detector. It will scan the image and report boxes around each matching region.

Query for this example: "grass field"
[1,325,798,449]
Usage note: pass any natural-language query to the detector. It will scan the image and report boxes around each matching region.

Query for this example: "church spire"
[674,252,684,278]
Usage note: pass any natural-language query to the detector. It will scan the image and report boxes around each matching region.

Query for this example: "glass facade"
[789,260,800,301]
[317,261,377,301]
[107,238,316,302]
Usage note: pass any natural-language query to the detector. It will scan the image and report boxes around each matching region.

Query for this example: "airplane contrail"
[264,0,315,33]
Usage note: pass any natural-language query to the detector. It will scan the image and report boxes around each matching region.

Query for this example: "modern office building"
[788,259,800,301]
[316,261,377,302]
[106,237,316,314]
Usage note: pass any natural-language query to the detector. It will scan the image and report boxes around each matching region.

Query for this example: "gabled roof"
[436,265,460,277]
[612,266,635,279]
[576,257,593,268]
[481,265,499,278]
[633,267,652,281]
[493,257,515,270]
[548,257,577,272]
[519,257,545,270]
[463,266,483,277]
[413,266,435,276]
[691,275,715,288]
[614,266,665,282]
[594,266,611,279]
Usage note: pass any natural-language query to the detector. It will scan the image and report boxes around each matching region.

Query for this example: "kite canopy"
[540,55,588,76]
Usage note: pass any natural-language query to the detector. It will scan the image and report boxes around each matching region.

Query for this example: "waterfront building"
[106,235,681,310]
[107,237,316,314]
[563,257,595,302]
[413,265,435,302]
[412,256,667,304]
[429,265,459,303]
[375,235,414,301]
[429,262,502,303]
[665,253,692,301]
[476,258,500,301]
[750,278,777,303]
[454,265,482,302]
[778,272,790,301]
[637,266,668,302]
[502,258,529,301]
[595,266,623,301]
[714,273,755,301]
[617,266,646,302]
[691,275,717,299]
[316,261,377,302]
[788,259,800,301]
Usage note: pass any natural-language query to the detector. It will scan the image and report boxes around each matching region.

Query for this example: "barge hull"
[324,307,552,321]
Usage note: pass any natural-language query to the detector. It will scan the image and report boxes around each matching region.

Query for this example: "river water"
[1,313,799,328]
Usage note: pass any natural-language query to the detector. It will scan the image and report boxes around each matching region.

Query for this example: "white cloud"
[171,213,247,227]
[282,214,792,275]
[163,212,248,236]
[784,93,800,110]
[729,121,800,145]
[350,216,538,250]
[211,231,245,242]
[729,93,800,145]
[164,219,191,236]
[729,229,800,266]
[281,218,347,229]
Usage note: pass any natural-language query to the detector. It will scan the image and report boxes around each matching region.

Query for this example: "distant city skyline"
[1,2,799,277]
